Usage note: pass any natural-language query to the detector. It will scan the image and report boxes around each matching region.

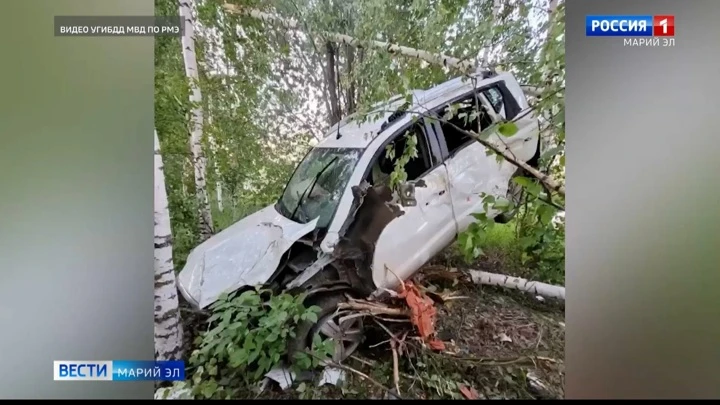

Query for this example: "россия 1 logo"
[586,15,675,47]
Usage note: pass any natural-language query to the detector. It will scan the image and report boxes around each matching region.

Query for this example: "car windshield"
[277,147,363,228]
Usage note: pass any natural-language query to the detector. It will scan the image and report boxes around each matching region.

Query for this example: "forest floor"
[177,224,565,400]
[253,241,566,400]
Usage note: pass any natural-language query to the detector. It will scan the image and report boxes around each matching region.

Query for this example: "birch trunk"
[154,129,184,361]
[345,44,356,115]
[467,270,565,301]
[179,0,214,241]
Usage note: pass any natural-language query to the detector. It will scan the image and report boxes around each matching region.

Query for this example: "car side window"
[437,95,494,156]
[483,87,504,115]
[368,122,433,187]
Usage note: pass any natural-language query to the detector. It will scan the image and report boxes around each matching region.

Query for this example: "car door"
[433,89,520,233]
[371,120,456,290]
[481,82,540,164]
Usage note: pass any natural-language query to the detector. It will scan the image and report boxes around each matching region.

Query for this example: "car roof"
[315,70,510,149]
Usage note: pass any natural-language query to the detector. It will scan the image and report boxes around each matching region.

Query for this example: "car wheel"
[287,293,365,364]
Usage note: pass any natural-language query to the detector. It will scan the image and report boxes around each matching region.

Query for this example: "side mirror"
[397,179,426,207]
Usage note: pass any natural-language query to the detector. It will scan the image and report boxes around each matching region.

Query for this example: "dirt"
[254,264,565,400]
[183,248,566,400]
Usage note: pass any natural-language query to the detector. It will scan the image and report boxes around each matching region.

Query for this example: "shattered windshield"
[277,147,363,228]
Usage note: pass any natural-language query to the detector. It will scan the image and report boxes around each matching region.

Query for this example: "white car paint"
[177,205,318,309]
[176,70,540,308]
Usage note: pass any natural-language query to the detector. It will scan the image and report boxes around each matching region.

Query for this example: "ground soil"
[181,248,566,400]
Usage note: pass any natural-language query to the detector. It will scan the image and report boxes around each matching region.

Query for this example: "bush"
[185,288,334,399]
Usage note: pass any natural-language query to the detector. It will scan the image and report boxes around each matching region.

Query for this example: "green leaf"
[540,145,563,161]
[304,311,318,323]
[493,197,511,209]
[497,122,518,137]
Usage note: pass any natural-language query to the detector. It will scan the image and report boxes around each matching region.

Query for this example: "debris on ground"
[318,367,346,387]
[394,280,446,351]
[264,365,296,390]
[459,384,480,400]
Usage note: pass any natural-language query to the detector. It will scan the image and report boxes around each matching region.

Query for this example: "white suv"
[177,70,540,361]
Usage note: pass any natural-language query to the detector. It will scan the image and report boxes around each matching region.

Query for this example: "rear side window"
[483,87,504,114]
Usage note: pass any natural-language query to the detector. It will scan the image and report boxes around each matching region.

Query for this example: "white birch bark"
[468,270,565,301]
[179,0,214,241]
[154,129,184,361]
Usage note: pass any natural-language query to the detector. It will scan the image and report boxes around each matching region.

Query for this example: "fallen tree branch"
[223,5,477,75]
[464,269,565,301]
[325,359,403,399]
[391,340,401,396]
[371,108,565,197]
[338,301,410,317]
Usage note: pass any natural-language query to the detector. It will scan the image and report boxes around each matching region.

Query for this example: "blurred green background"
[0,0,155,399]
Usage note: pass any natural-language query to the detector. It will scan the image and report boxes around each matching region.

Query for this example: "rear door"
[430,85,522,233]
[480,81,540,163]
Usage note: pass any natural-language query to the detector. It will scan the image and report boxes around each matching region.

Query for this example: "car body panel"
[177,205,318,309]
[371,163,456,290]
[444,142,517,232]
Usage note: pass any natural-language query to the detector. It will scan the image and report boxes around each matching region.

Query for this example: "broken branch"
[337,301,410,317]
[391,340,401,396]
[326,359,403,399]
[372,108,565,197]
[465,269,565,301]
[223,5,477,75]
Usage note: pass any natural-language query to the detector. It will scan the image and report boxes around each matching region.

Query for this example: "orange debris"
[397,280,446,351]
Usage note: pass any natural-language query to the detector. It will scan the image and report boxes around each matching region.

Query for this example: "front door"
[370,120,456,290]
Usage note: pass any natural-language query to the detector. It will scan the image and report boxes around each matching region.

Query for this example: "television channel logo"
[586,15,675,37]
[53,360,185,381]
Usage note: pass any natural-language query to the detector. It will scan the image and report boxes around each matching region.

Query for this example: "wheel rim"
[314,312,364,362]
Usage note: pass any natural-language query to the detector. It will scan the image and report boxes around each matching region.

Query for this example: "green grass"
[479,222,519,251]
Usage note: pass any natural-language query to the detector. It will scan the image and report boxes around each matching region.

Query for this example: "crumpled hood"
[177,204,318,309]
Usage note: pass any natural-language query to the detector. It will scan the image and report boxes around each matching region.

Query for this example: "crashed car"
[177,70,541,362]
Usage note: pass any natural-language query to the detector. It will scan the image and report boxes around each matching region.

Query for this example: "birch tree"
[154,129,184,361]
[180,0,214,241]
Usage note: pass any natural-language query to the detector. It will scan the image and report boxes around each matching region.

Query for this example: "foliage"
[455,1,566,285]
[185,289,333,399]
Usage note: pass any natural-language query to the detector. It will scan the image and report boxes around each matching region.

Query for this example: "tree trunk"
[154,129,184,361]
[467,269,565,301]
[179,0,214,241]
[325,41,342,125]
[345,44,356,115]
[206,95,223,213]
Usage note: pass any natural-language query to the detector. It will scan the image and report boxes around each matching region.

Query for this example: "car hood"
[177,204,319,309]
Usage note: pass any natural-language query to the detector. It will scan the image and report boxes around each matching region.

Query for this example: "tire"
[287,293,364,364]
